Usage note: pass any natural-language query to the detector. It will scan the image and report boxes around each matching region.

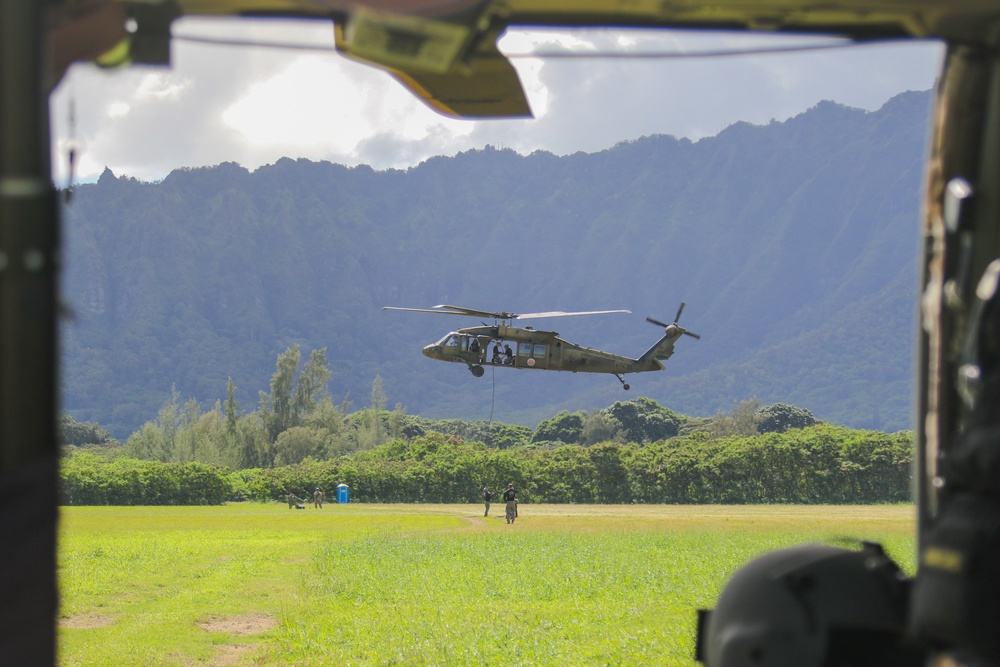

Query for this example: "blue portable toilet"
[337,483,349,504]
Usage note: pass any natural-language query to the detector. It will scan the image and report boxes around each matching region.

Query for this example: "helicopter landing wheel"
[623,383,630,390]
[615,374,630,390]
[470,365,485,378]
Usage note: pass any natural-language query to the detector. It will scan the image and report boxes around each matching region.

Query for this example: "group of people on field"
[482,483,518,523]
[285,485,518,522]
[286,488,324,509]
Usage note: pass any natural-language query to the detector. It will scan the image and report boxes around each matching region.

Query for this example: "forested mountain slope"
[61,90,932,438]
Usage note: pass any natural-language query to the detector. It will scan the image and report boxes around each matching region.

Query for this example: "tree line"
[61,426,911,505]
[61,344,823,465]
[59,345,912,505]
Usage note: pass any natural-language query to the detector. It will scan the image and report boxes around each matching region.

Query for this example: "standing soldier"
[483,486,493,517]
[503,483,518,524]
[313,488,324,509]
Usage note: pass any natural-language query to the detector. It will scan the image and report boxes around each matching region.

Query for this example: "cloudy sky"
[49,17,944,185]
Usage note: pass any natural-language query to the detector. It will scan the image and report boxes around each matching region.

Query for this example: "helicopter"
[382,303,700,389]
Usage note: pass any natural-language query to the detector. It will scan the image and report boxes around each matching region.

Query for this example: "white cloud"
[48,18,944,185]
[222,56,371,153]
[106,101,130,119]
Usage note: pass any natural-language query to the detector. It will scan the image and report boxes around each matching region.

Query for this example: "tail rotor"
[646,302,701,340]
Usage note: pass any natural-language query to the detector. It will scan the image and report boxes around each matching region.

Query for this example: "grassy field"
[58,503,916,666]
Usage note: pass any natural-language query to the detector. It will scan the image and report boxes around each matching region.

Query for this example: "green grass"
[59,504,915,666]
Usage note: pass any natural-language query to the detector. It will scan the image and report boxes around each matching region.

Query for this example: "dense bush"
[62,425,913,506]
[237,425,912,505]
[601,398,682,444]
[756,403,818,434]
[60,415,115,446]
[61,453,232,505]
[408,417,532,449]
[532,411,587,445]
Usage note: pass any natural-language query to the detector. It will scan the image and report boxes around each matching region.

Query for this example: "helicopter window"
[518,342,532,356]
[438,334,460,347]
[533,344,547,357]
[460,337,468,351]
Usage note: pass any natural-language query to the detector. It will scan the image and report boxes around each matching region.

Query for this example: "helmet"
[697,543,913,667]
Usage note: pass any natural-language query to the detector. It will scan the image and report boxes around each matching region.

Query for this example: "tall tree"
[265,344,301,442]
[159,385,183,461]
[58,415,114,446]
[708,397,762,438]
[532,410,587,445]
[293,347,332,419]
[370,375,387,446]
[756,403,818,433]
[224,377,239,436]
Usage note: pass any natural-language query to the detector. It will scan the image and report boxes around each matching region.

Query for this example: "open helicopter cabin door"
[458,333,488,363]
[517,342,549,369]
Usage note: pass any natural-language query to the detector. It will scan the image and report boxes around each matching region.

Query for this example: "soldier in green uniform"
[503,483,517,524]
[483,486,493,517]
[287,491,299,509]
[313,488,324,509]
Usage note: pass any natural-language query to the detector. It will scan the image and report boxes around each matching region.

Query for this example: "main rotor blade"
[517,309,631,320]
[382,306,483,317]
[674,302,686,323]
[646,316,670,328]
[385,305,631,321]
[683,330,701,340]
[433,304,516,319]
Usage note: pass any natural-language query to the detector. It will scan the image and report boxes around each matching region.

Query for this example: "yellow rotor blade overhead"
[48,0,996,116]
[334,12,531,118]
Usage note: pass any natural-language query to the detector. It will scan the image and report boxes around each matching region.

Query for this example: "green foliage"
[294,348,333,418]
[600,397,682,444]
[220,424,912,505]
[123,346,349,469]
[106,373,909,507]
[676,415,715,437]
[756,402,818,433]
[407,416,531,449]
[59,414,115,446]
[705,397,762,439]
[272,427,328,466]
[579,411,622,445]
[106,343,906,506]
[62,422,912,505]
[262,344,301,441]
[61,452,232,505]
[531,410,587,445]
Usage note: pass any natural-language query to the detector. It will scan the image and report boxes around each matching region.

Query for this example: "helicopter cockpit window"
[518,342,533,356]
[533,344,547,357]
[437,334,460,347]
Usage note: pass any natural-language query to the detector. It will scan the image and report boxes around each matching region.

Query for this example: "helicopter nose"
[422,344,442,360]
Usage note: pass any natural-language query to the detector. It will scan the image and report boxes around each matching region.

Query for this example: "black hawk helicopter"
[383,303,699,389]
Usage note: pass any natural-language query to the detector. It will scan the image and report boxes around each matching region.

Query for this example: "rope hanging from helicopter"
[489,355,497,424]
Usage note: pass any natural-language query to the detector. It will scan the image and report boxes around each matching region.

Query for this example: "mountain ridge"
[61,89,933,438]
